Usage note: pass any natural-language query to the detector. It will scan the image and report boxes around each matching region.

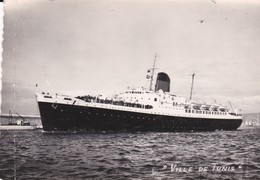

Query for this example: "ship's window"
[154,98,157,102]
[192,110,194,113]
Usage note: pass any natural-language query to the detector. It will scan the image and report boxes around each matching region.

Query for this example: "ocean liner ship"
[36,56,242,132]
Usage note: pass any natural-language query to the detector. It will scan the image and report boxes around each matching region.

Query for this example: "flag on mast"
[146,69,152,79]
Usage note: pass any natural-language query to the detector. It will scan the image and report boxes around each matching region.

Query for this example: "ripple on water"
[0,129,259,179]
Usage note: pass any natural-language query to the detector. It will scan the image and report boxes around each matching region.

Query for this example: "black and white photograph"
[0,0,260,179]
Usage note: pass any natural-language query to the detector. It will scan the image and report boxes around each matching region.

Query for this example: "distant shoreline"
[0,114,40,119]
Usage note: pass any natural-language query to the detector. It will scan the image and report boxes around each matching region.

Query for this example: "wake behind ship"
[36,58,242,132]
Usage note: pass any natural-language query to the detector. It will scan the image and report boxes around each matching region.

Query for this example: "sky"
[1,0,260,115]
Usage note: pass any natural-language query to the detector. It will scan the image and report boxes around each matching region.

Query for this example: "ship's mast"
[9,110,13,124]
[189,73,195,100]
[149,53,158,91]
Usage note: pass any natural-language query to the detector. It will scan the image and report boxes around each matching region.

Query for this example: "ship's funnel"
[155,72,170,92]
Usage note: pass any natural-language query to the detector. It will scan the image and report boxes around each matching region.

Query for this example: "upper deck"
[37,88,242,120]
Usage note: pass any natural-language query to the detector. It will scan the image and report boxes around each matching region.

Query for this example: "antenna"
[149,53,159,91]
[189,73,195,100]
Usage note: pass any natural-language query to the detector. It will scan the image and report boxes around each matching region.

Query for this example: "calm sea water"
[0,127,259,180]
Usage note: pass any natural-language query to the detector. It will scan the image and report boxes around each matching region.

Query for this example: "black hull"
[38,102,242,132]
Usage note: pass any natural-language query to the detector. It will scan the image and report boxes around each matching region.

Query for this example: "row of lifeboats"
[184,103,228,112]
